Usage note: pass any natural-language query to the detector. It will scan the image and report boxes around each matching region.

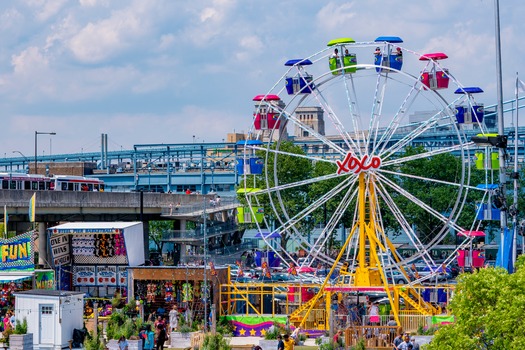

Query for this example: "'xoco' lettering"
[336,153,381,175]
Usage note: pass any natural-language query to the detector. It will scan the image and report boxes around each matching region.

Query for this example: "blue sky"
[1,0,524,157]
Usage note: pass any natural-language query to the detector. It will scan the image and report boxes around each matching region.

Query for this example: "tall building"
[294,106,325,139]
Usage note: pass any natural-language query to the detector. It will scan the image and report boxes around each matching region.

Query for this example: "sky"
[1,0,524,158]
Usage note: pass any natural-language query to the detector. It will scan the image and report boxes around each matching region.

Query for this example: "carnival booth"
[47,222,145,298]
[14,289,84,350]
[0,232,57,312]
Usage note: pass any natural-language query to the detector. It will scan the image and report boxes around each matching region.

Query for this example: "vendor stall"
[47,222,145,298]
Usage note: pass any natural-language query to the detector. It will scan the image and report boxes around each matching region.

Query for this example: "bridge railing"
[163,222,239,241]
[161,196,239,216]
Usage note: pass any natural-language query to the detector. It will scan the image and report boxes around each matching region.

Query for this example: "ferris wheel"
[240,36,490,285]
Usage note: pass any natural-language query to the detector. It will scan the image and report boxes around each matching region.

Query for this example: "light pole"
[148,164,152,191]
[35,131,56,174]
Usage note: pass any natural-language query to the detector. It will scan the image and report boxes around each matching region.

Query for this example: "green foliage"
[350,339,366,350]
[215,317,234,336]
[416,324,438,335]
[201,333,231,350]
[149,221,173,252]
[426,258,525,349]
[264,321,285,340]
[13,318,28,335]
[84,328,105,350]
[106,310,144,340]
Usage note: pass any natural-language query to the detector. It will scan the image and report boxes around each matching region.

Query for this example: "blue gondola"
[284,59,315,95]
[236,140,264,175]
[374,36,404,72]
[454,87,484,124]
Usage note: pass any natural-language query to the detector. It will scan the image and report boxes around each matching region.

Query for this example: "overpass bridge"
[1,97,524,196]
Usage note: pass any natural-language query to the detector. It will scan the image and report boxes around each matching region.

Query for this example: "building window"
[41,306,53,315]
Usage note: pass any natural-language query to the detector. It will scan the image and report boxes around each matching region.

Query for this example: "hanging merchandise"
[165,282,173,302]
[182,282,193,302]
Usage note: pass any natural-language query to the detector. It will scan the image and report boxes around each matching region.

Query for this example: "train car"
[0,173,104,191]
[0,173,51,190]
[51,175,104,191]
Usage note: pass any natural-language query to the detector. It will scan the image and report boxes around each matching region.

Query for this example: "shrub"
[13,318,28,335]
[84,328,104,350]
[201,333,231,350]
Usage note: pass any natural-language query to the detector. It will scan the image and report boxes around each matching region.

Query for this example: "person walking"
[169,305,178,331]
[156,325,167,350]
[283,334,294,350]
[277,334,284,350]
[410,336,420,350]
[143,325,155,350]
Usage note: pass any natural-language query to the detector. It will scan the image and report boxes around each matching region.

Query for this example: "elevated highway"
[1,189,237,223]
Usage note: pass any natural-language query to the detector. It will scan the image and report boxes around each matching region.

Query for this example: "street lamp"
[35,131,56,174]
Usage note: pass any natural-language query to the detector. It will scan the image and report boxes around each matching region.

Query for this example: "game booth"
[47,222,145,299]
[0,231,56,313]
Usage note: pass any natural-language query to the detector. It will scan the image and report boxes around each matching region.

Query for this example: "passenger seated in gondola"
[374,47,381,56]
[331,48,339,58]
[395,47,402,56]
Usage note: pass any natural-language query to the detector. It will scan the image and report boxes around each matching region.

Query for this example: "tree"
[426,255,525,349]
[149,221,173,252]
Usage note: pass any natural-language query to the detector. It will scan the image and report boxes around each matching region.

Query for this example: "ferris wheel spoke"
[251,145,335,165]
[274,176,358,261]
[379,95,466,160]
[308,81,363,154]
[379,168,478,191]
[372,79,422,156]
[270,104,347,156]
[381,143,473,168]
[341,75,367,157]
[376,173,464,233]
[375,180,437,265]
[310,184,359,262]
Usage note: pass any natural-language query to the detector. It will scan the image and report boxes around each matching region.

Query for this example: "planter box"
[9,334,33,350]
[170,331,197,349]
[106,339,119,350]
[258,339,278,350]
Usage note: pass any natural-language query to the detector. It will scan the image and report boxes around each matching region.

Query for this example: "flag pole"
[512,72,520,268]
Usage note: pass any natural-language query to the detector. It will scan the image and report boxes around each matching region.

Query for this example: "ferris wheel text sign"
[336,153,381,174]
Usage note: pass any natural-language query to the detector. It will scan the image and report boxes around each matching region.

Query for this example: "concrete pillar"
[38,222,47,267]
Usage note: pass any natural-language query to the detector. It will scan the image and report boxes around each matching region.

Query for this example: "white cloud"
[67,2,151,63]
[11,46,49,75]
